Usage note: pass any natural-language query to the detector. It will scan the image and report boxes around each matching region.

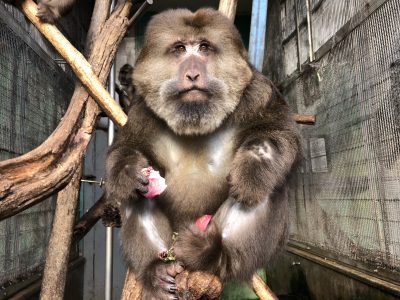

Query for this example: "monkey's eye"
[175,44,186,53]
[199,43,210,52]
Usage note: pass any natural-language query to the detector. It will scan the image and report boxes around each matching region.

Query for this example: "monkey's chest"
[152,128,237,217]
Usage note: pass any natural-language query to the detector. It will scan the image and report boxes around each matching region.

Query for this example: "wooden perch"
[251,274,278,300]
[40,167,82,300]
[120,269,222,300]
[218,0,238,21]
[0,0,132,221]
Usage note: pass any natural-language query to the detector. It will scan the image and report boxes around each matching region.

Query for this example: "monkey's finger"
[158,274,176,285]
[136,185,149,194]
[137,173,150,185]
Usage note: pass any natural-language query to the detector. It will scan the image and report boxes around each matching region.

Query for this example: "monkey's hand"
[105,150,150,205]
[174,223,224,278]
[229,129,300,207]
[141,261,184,300]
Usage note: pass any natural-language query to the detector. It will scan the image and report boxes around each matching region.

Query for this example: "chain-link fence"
[279,0,400,278]
[0,8,74,287]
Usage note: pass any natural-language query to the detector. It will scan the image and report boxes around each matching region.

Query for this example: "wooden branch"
[120,269,222,300]
[72,193,122,243]
[85,0,111,55]
[0,0,132,221]
[40,167,82,300]
[251,274,278,300]
[176,270,222,299]
[293,113,316,125]
[120,270,142,300]
[218,0,238,21]
[72,194,106,243]
[17,0,127,127]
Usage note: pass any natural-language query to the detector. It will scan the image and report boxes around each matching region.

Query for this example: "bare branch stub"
[72,194,107,243]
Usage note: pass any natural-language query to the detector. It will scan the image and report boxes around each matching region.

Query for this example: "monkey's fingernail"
[168,278,176,284]
[169,286,177,292]
[176,265,184,273]
[138,186,149,194]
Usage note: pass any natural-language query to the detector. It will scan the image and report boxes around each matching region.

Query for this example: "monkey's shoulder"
[230,70,293,127]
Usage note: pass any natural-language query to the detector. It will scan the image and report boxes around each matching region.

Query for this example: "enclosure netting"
[0,10,74,286]
[280,0,400,277]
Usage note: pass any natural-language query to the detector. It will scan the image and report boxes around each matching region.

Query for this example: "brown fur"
[117,64,135,113]
[106,8,302,300]
[37,0,76,23]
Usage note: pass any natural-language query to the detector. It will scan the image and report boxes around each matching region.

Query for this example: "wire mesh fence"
[282,0,400,276]
[0,11,74,287]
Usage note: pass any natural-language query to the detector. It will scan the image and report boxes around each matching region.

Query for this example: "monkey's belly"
[162,169,229,219]
[153,127,237,222]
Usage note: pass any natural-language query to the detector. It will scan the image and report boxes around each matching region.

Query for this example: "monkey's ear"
[175,223,222,274]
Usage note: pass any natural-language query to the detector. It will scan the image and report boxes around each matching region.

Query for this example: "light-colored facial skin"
[133,8,253,136]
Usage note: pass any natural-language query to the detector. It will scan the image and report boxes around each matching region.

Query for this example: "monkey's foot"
[176,270,222,300]
[142,261,183,300]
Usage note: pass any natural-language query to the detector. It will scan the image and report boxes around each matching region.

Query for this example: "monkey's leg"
[175,128,299,281]
[174,192,288,282]
[121,199,182,300]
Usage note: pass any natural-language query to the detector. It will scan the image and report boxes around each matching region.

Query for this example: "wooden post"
[218,0,238,21]
[40,167,82,300]
[251,274,278,300]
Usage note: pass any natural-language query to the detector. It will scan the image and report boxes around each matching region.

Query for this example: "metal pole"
[248,0,268,71]
[128,0,153,26]
[294,0,302,71]
[305,0,314,62]
[105,0,117,298]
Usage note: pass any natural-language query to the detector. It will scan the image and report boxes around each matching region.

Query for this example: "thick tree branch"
[0,0,132,221]
[85,0,112,54]
[40,167,82,300]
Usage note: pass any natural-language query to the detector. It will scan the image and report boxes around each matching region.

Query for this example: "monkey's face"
[133,8,253,136]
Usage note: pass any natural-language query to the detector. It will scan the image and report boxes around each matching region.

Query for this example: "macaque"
[106,8,301,299]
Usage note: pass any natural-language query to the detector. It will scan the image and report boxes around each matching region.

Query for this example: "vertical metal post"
[105,1,117,298]
[294,0,302,71]
[248,0,268,71]
[305,0,314,62]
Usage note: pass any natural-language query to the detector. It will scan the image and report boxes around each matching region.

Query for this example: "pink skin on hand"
[195,214,213,232]
[141,167,167,198]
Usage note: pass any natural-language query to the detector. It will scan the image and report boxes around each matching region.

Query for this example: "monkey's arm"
[107,143,183,299]
[229,120,301,207]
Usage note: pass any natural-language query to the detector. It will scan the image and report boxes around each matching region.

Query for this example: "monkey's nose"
[185,72,200,82]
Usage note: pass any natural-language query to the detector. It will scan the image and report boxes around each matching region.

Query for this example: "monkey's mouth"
[178,88,210,102]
